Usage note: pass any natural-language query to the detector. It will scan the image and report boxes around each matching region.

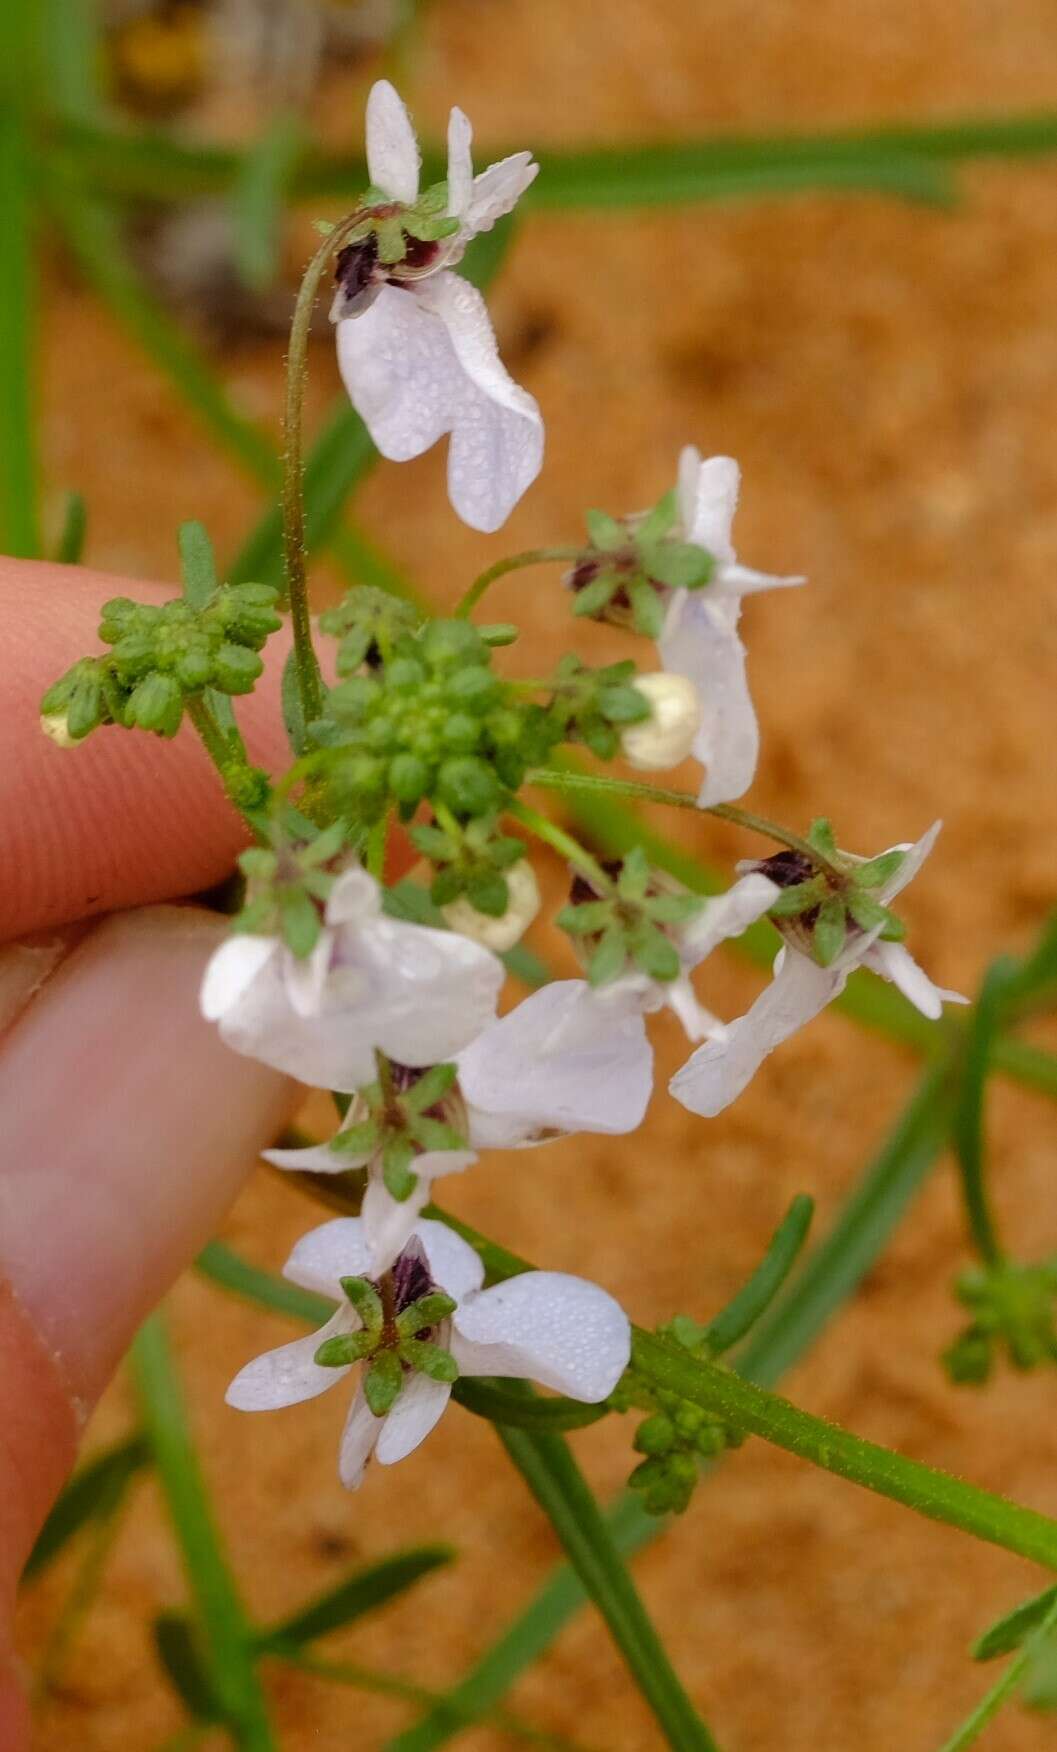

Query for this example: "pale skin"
[0,559,302,1743]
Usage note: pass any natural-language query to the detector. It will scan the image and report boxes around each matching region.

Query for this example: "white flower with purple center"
[332,80,543,533]
[670,821,967,1118]
[266,976,655,1268]
[200,864,504,1092]
[659,447,805,807]
[226,1220,630,1489]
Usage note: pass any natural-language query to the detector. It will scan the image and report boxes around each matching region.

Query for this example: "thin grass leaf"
[233,113,301,291]
[32,1479,132,1702]
[0,53,40,557]
[154,1612,225,1723]
[951,958,1016,1263]
[178,520,219,609]
[703,1194,814,1355]
[257,1547,455,1650]
[497,1423,720,1752]
[196,1238,335,1326]
[22,1432,150,1582]
[453,1380,609,1432]
[41,0,103,120]
[130,1314,276,1750]
[53,490,88,564]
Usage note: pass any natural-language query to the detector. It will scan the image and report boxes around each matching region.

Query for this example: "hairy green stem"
[454,548,583,619]
[505,797,615,892]
[184,694,265,839]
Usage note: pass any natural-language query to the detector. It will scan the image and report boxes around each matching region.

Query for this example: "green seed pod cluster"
[942,1260,1057,1386]
[41,583,282,742]
[628,1391,735,1516]
[315,617,557,823]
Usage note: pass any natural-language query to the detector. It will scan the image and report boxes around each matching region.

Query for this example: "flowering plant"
[34,74,1057,1752]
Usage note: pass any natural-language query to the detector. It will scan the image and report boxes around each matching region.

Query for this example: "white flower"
[200,864,504,1092]
[332,81,543,532]
[620,673,702,773]
[226,1219,630,1489]
[441,859,541,952]
[266,977,654,1267]
[633,870,780,1042]
[670,822,967,1117]
[659,448,805,806]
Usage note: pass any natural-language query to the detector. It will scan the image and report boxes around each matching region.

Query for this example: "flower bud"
[40,710,77,749]
[619,673,701,772]
[442,860,541,952]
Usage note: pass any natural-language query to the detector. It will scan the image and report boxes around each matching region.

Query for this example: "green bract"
[761,818,908,969]
[557,846,703,987]
[569,488,715,636]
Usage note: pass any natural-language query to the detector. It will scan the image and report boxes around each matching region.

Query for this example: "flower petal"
[208,947,379,1091]
[339,1382,381,1489]
[864,941,967,1019]
[679,872,780,970]
[660,590,758,807]
[365,79,420,203]
[336,286,460,463]
[365,914,505,1065]
[282,930,333,1020]
[362,1154,476,1273]
[375,1372,452,1465]
[677,450,739,562]
[263,1139,370,1174]
[446,105,474,220]
[416,272,544,532]
[719,562,806,598]
[670,947,845,1117]
[457,979,653,1146]
[413,1219,486,1302]
[325,865,382,928]
[452,1272,631,1402]
[877,820,943,904]
[200,934,275,1021]
[282,1218,371,1298]
[225,1309,350,1411]
[464,152,538,235]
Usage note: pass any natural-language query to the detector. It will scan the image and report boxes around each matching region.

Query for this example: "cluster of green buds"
[330,1060,469,1200]
[558,847,704,986]
[41,582,281,744]
[756,818,907,968]
[612,1315,740,1516]
[566,490,714,636]
[943,1260,1057,1384]
[318,584,423,673]
[314,1267,459,1415]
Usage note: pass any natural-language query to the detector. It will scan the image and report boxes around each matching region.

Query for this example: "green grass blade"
[0,63,40,556]
[130,1313,276,1750]
[21,1432,150,1583]
[196,1237,335,1325]
[257,1547,455,1649]
[53,490,88,564]
[453,1380,609,1431]
[703,1193,814,1355]
[228,400,372,585]
[153,1612,225,1723]
[497,1424,720,1752]
[951,958,1016,1262]
[233,114,302,291]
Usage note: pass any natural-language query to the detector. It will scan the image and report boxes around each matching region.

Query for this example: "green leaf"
[256,1547,455,1651]
[396,1294,457,1334]
[154,1611,226,1723]
[0,77,40,557]
[405,1062,458,1112]
[341,1276,383,1327]
[846,891,896,935]
[584,508,626,552]
[233,112,301,290]
[382,1134,418,1199]
[951,958,1018,1265]
[973,1584,1057,1661]
[636,490,678,543]
[703,1194,815,1356]
[178,520,218,610]
[618,845,650,899]
[807,817,838,856]
[631,927,680,981]
[279,886,321,957]
[365,1350,404,1415]
[767,877,826,917]
[453,1379,609,1432]
[572,574,618,618]
[556,900,613,935]
[315,1332,373,1367]
[129,1316,276,1748]
[281,646,310,756]
[195,1239,335,1328]
[400,1339,459,1383]
[587,928,627,987]
[54,491,88,565]
[498,1423,720,1752]
[813,895,847,966]
[22,1433,150,1583]
[641,541,712,591]
[628,577,665,638]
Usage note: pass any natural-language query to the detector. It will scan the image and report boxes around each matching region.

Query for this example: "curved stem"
[184,695,266,839]
[505,797,615,892]
[528,764,842,875]
[454,548,583,620]
[282,214,366,725]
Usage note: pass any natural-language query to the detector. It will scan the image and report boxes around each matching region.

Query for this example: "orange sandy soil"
[16,1,1057,1747]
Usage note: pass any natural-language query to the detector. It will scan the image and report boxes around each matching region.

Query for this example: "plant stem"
[281,219,364,722]
[505,797,615,892]
[527,765,842,875]
[184,694,265,839]
[454,548,583,620]
[935,1592,1057,1752]
[498,1422,720,1751]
